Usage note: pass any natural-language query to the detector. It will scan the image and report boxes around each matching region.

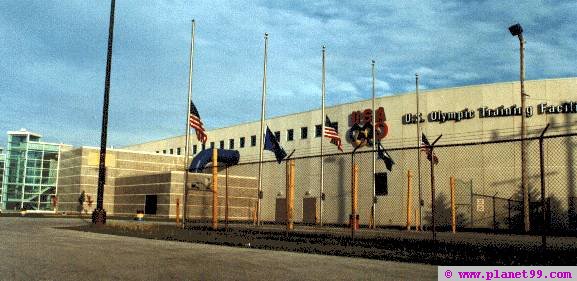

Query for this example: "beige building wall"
[121,78,577,160]
[57,147,183,215]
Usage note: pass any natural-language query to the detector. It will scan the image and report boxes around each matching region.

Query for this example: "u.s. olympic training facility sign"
[402,102,577,125]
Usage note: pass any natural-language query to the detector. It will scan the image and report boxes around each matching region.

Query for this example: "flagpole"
[257,33,268,226]
[319,45,326,226]
[416,73,422,229]
[371,60,376,228]
[182,20,195,229]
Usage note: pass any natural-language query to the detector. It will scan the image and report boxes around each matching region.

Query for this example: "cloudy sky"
[1,1,575,147]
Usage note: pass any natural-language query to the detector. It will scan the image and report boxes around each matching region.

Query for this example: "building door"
[145,195,157,215]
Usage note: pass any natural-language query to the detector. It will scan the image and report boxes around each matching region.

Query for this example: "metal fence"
[187,132,577,236]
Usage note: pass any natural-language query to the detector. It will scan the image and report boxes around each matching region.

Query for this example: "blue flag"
[377,141,394,171]
[264,126,287,164]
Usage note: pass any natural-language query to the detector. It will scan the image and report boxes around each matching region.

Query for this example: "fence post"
[212,148,218,230]
[470,180,474,228]
[415,208,420,231]
[507,197,512,230]
[539,124,550,249]
[451,176,456,233]
[407,170,412,230]
[430,146,436,241]
[225,165,229,230]
[351,163,359,238]
[286,159,294,231]
[428,135,442,241]
[492,192,498,230]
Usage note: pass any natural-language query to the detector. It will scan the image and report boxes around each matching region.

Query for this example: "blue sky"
[1,1,575,147]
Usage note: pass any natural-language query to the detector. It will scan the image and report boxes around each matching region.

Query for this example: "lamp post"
[92,0,116,225]
[509,23,529,233]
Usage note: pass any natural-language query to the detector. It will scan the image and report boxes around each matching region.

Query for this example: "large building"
[121,77,577,230]
[2,78,576,231]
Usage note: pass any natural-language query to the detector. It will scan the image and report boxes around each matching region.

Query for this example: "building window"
[219,140,224,149]
[163,150,166,154]
[201,143,206,151]
[240,137,245,148]
[210,142,215,149]
[193,145,197,154]
[315,124,322,137]
[170,148,174,154]
[229,139,234,149]
[177,147,181,155]
[287,129,294,141]
[251,135,257,147]
[301,127,308,139]
[274,131,280,142]
[156,151,159,154]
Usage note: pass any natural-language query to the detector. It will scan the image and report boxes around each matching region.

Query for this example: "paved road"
[0,217,436,280]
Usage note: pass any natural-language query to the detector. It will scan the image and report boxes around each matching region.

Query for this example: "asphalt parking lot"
[0,217,437,280]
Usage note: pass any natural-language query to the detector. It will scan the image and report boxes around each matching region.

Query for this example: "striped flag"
[189,101,207,144]
[421,133,438,164]
[324,115,343,152]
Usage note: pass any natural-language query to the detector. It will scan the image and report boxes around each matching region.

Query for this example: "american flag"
[189,101,207,144]
[420,133,438,164]
[324,115,343,152]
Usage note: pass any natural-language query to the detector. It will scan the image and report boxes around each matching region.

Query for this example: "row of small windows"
[155,123,337,155]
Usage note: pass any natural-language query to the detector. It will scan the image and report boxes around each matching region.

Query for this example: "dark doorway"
[375,173,388,196]
[145,195,157,215]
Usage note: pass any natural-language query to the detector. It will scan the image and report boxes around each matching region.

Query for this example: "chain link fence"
[186,133,577,236]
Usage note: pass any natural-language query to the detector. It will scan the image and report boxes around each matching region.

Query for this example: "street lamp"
[92,0,116,225]
[509,23,529,233]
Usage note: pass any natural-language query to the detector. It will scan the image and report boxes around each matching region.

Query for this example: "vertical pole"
[287,159,295,231]
[351,163,358,238]
[508,198,512,230]
[539,124,549,249]
[470,180,474,228]
[182,19,195,229]
[540,137,546,248]
[225,165,229,230]
[451,176,456,233]
[291,160,295,229]
[93,0,116,224]
[257,33,269,226]
[493,194,497,230]
[176,198,180,226]
[430,146,436,241]
[371,60,377,229]
[320,45,326,226]
[212,148,218,229]
[416,74,423,229]
[407,170,412,230]
[519,34,529,233]
[415,208,420,231]
[286,160,289,229]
